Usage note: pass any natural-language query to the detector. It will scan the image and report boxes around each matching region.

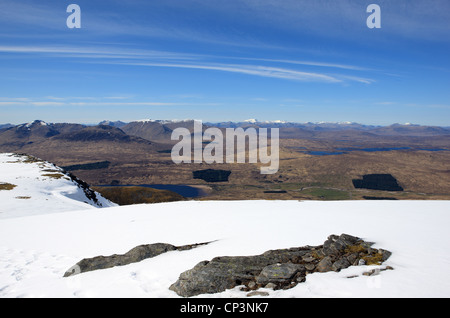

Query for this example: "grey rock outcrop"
[169,234,392,297]
[63,241,212,277]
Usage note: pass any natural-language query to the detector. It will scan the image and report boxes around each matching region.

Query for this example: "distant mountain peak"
[33,119,48,125]
[98,120,127,128]
[135,119,155,123]
[0,123,13,130]
[18,120,49,128]
[131,119,195,124]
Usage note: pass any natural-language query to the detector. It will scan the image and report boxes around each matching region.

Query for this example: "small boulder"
[247,291,269,297]
[256,263,305,286]
[323,234,361,256]
[316,256,333,272]
[332,257,351,272]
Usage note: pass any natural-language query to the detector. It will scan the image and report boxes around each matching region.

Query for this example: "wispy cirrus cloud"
[30,101,67,107]
[120,61,342,83]
[0,45,197,61]
[67,102,180,107]
[0,45,374,84]
[0,96,219,108]
[204,0,450,42]
[0,97,33,102]
[2,0,449,52]
[0,100,178,107]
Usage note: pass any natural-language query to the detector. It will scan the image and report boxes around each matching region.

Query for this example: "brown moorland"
[1,121,449,202]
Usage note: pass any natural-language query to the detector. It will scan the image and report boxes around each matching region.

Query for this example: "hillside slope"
[0,153,117,218]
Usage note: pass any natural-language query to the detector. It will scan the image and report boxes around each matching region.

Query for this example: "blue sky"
[0,0,449,126]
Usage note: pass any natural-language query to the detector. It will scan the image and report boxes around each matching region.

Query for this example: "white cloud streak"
[0,45,196,60]
[0,45,374,84]
[120,61,342,83]
[237,58,370,71]
[0,97,220,108]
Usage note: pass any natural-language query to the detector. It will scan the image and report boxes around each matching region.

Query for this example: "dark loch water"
[97,184,205,198]
[139,184,205,198]
[336,147,411,152]
[290,147,447,156]
[305,151,346,156]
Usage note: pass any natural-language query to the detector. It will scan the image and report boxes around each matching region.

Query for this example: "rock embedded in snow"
[64,241,212,277]
[247,291,269,297]
[169,233,392,297]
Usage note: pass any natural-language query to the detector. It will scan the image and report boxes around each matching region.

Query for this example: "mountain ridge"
[1,120,448,150]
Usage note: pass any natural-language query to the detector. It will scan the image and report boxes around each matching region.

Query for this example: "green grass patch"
[278,183,303,190]
[300,188,350,200]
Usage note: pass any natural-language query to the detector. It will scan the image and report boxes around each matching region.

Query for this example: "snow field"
[1,200,450,298]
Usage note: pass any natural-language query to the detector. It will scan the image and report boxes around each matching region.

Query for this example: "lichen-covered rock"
[320,233,362,257]
[169,233,392,297]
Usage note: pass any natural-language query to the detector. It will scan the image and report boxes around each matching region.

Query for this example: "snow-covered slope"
[0,153,117,219]
[0,199,449,298]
